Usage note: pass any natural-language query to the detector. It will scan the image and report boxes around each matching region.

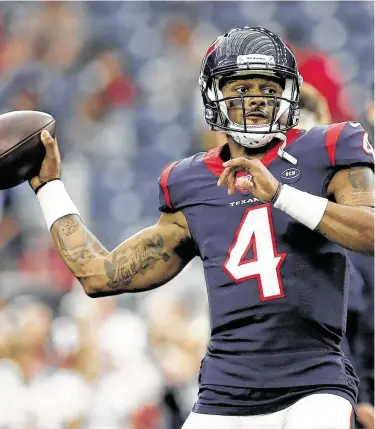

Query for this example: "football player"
[30,27,374,429]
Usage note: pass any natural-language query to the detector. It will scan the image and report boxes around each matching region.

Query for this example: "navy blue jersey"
[347,252,374,329]
[158,122,373,391]
[346,251,374,404]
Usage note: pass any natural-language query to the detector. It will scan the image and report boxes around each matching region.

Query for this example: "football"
[0,110,56,190]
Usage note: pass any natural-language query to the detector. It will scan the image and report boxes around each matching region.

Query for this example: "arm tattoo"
[348,169,373,192]
[55,217,107,264]
[59,218,80,236]
[104,234,170,289]
[336,194,348,205]
[53,216,179,293]
[337,168,374,206]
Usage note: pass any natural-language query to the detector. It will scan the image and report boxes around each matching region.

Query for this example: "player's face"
[221,77,283,126]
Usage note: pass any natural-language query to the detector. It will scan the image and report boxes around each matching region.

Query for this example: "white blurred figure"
[98,308,148,366]
[26,368,91,429]
[0,359,27,428]
[88,309,164,427]
[88,355,163,427]
[6,298,54,383]
[58,287,165,428]
[2,297,93,428]
[50,316,81,358]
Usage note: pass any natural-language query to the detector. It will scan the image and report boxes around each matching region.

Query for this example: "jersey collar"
[204,128,304,177]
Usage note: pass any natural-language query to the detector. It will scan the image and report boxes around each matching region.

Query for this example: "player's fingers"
[230,171,237,194]
[227,170,236,195]
[217,167,232,186]
[236,176,254,192]
[29,176,41,189]
[41,130,58,157]
[217,166,235,186]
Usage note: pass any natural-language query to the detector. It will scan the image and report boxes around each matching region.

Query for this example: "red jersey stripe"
[325,122,346,166]
[160,161,179,209]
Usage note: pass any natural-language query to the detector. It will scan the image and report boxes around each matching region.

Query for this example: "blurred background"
[0,1,373,428]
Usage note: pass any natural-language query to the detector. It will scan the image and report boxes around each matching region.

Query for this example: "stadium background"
[0,1,373,428]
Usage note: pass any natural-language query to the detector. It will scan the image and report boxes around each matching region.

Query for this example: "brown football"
[0,110,56,189]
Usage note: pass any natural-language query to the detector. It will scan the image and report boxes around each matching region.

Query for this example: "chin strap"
[228,131,299,165]
[277,139,298,165]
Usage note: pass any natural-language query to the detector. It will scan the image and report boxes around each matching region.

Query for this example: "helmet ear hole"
[279,104,299,127]
[205,106,218,123]
[290,106,300,127]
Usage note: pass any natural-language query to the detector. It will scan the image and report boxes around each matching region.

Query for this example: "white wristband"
[273,184,328,230]
[36,180,80,230]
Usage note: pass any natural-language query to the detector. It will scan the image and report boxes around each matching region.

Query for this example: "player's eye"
[235,86,248,94]
[263,87,277,95]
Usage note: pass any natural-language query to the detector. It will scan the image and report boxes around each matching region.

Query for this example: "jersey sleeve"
[158,154,205,213]
[325,121,374,169]
[158,161,181,213]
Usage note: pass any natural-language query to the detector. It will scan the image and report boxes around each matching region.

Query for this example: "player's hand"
[357,403,375,429]
[217,157,279,202]
[29,130,62,192]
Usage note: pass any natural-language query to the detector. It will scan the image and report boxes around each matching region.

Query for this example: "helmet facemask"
[202,68,301,149]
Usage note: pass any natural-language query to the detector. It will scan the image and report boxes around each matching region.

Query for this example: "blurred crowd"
[0,1,373,428]
[0,262,209,428]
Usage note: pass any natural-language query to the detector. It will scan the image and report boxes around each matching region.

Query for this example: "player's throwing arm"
[30,131,196,297]
[218,157,374,255]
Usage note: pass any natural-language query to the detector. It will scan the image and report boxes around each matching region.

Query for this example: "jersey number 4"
[223,204,287,301]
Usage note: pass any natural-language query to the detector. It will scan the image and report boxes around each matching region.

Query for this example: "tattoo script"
[104,234,170,289]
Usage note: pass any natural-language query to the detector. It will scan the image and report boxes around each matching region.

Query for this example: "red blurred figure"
[131,404,162,429]
[294,47,354,122]
[285,23,355,123]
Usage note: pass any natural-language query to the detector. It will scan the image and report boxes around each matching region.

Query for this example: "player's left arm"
[219,154,374,255]
[317,166,374,254]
